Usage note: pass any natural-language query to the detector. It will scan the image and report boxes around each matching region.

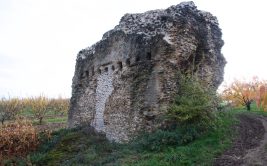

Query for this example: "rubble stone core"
[68,1,226,142]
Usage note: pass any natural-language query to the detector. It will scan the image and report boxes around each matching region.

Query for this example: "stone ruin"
[68,1,226,142]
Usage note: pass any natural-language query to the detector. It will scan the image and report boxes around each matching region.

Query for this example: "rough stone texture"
[68,1,226,142]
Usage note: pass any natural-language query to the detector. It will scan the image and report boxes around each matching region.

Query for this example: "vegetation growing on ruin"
[2,77,267,165]
[1,111,236,165]
[167,74,218,131]
[5,106,267,165]
[0,75,236,165]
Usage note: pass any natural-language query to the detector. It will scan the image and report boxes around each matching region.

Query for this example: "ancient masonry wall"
[68,1,226,142]
[92,67,114,132]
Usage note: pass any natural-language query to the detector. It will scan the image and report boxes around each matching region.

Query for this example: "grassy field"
[0,96,69,126]
[0,108,68,130]
[2,111,237,166]
[2,99,267,165]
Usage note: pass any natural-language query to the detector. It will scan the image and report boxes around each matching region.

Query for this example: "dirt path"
[214,113,267,166]
[242,116,267,165]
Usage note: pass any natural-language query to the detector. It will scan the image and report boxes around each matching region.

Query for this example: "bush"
[48,97,69,116]
[129,74,220,152]
[27,96,50,124]
[131,124,204,152]
[131,130,181,152]
[167,74,217,128]
[0,98,22,125]
[0,118,39,161]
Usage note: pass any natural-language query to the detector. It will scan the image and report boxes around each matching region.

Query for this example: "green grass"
[46,116,67,123]
[231,102,267,117]
[28,127,127,166]
[20,107,67,118]
[5,101,267,165]
[123,112,236,166]
[19,107,67,126]
[2,111,236,166]
[19,108,34,117]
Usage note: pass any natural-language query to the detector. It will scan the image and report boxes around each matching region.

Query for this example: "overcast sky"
[0,0,267,98]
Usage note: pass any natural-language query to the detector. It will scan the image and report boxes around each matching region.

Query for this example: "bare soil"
[214,113,267,166]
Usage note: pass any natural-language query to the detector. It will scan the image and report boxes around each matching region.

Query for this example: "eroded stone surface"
[68,1,226,142]
[92,68,114,132]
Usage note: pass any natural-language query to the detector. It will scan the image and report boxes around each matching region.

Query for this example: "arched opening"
[98,68,101,74]
[136,56,140,62]
[80,72,84,79]
[111,65,115,71]
[118,61,123,70]
[85,70,89,77]
[105,67,108,72]
[146,52,152,60]
[126,58,131,66]
[91,67,95,76]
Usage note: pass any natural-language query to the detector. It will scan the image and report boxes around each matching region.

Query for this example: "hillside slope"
[3,111,267,165]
